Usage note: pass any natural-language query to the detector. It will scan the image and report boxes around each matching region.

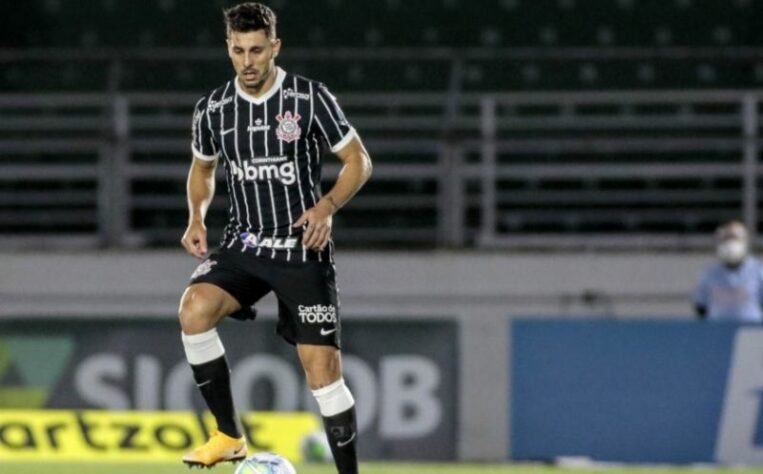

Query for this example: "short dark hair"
[224,2,277,39]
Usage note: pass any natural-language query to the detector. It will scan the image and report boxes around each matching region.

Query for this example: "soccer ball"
[300,430,333,462]
[234,452,296,474]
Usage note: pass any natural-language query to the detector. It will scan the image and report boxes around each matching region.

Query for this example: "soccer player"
[693,220,763,322]
[177,3,371,473]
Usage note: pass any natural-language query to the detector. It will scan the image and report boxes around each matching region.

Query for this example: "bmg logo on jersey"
[230,156,296,185]
[298,304,337,324]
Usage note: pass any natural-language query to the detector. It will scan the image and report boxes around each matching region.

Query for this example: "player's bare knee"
[179,308,210,335]
[178,289,217,334]
[302,357,341,390]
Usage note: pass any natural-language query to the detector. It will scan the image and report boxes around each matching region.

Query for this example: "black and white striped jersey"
[191,67,355,262]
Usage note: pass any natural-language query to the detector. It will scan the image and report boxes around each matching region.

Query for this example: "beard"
[240,64,272,92]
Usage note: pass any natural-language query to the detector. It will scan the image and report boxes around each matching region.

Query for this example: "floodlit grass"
[3,463,763,474]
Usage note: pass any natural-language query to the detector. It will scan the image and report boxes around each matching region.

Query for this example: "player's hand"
[293,199,334,250]
[181,221,208,259]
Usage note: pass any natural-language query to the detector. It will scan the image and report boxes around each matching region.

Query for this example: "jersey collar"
[234,66,286,105]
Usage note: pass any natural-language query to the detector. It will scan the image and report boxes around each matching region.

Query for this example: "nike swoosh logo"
[221,128,235,135]
[320,328,337,336]
[196,380,212,388]
[337,432,356,448]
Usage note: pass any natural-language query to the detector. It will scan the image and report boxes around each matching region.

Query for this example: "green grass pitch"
[4,463,763,474]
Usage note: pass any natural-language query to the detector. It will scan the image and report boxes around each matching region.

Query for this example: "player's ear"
[271,38,282,58]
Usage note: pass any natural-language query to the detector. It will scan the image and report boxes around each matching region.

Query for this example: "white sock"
[181,329,225,365]
[312,378,355,417]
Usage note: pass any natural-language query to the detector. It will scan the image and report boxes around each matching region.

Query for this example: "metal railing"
[0,89,760,249]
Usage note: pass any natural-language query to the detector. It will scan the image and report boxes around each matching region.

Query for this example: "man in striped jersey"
[177,3,371,472]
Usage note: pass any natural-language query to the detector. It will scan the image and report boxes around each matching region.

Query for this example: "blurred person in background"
[177,2,371,472]
[693,220,763,322]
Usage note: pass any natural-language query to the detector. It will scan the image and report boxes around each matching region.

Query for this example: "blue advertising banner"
[511,320,763,464]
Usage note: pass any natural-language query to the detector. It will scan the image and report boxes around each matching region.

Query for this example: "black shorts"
[188,246,340,348]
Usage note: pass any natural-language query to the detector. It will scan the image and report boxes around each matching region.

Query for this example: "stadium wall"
[0,250,717,461]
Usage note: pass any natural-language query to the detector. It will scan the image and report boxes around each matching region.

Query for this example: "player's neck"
[238,68,278,98]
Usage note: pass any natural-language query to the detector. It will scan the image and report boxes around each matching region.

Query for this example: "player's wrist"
[318,196,338,215]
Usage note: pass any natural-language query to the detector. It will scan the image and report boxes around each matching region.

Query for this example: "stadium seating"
[4,0,761,93]
[1,0,761,249]
[15,0,760,48]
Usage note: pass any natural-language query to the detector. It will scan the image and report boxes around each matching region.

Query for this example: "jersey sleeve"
[191,96,220,161]
[312,83,356,153]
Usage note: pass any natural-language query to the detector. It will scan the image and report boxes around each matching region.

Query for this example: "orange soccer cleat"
[182,429,247,468]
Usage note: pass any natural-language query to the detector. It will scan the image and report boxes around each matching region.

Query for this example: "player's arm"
[181,157,218,259]
[293,135,372,250]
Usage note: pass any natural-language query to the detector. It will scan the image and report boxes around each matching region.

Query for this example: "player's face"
[227,29,281,93]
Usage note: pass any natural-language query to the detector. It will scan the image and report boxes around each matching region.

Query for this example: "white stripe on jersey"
[252,102,265,257]
[204,103,218,157]
[233,86,252,252]
[217,83,241,249]
[263,99,278,259]
[193,97,205,153]
[317,93,346,139]
[310,134,324,263]
[312,134,323,169]
[203,95,229,237]
[293,76,308,262]
[305,82,318,204]
[267,180,279,259]
[248,102,264,256]
[314,116,331,157]
[278,82,295,262]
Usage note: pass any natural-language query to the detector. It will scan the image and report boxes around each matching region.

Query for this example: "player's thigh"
[181,248,269,331]
[178,283,241,334]
[297,343,342,389]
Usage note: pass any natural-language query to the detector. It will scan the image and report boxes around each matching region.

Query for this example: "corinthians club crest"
[275,110,302,143]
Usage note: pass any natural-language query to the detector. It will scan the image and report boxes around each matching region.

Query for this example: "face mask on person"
[717,238,748,265]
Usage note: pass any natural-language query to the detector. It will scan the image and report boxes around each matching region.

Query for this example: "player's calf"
[312,378,359,474]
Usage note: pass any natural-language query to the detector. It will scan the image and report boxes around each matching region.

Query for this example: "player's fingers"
[194,248,206,259]
[316,228,330,250]
[181,236,194,255]
[303,230,315,248]
[307,224,328,249]
[196,234,208,254]
[303,223,317,246]
[180,232,207,257]
[293,212,309,228]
